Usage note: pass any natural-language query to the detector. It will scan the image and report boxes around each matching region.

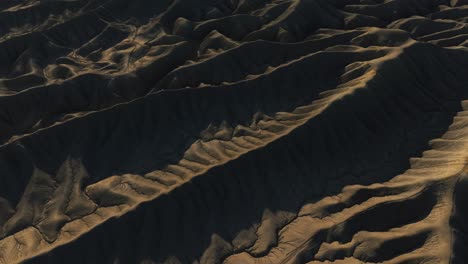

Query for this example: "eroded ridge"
[223,101,468,264]
[0,0,468,263]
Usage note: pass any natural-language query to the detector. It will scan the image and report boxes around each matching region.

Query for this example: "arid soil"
[0,0,468,263]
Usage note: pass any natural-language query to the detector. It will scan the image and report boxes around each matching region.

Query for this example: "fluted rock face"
[0,0,468,263]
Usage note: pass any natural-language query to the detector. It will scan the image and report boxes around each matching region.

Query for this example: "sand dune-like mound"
[0,0,468,263]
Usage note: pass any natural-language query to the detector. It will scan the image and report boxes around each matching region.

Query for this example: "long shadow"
[6,30,468,264]
[26,87,459,263]
[0,48,352,207]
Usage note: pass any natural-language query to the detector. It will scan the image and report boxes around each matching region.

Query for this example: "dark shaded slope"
[14,43,468,263]
[0,0,467,263]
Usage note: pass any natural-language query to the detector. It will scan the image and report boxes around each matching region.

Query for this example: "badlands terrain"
[0,0,468,263]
